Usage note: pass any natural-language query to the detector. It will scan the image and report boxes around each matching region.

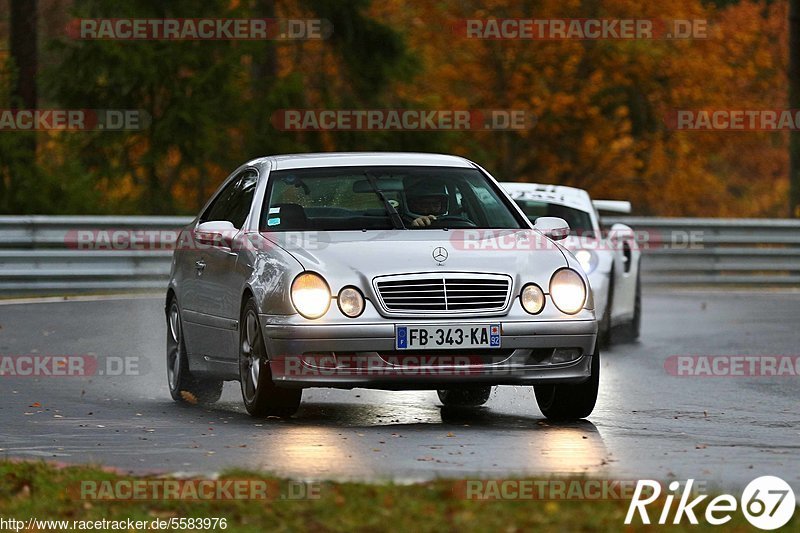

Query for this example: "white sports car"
[502,182,641,344]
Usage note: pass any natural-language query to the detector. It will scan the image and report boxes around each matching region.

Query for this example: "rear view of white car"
[502,182,641,344]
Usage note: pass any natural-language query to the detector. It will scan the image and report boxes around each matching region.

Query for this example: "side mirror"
[534,216,570,241]
[195,220,237,247]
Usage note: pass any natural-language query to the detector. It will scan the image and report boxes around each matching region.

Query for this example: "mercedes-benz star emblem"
[432,247,448,263]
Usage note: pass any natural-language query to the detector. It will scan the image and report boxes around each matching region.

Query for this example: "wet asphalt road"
[0,289,798,490]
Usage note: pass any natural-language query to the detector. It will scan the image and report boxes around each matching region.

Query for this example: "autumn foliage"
[372,0,789,217]
[0,0,792,217]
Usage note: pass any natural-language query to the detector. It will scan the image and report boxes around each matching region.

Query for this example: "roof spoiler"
[592,200,632,214]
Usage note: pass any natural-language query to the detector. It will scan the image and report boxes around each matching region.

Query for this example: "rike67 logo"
[625,476,796,530]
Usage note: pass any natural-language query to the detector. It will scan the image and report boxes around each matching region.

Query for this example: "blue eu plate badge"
[396,326,408,349]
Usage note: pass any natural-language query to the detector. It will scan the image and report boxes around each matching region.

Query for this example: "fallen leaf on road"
[180,391,198,404]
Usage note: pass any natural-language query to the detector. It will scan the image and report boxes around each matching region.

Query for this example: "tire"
[616,272,641,342]
[239,298,301,418]
[534,351,599,421]
[166,299,223,404]
[437,386,492,407]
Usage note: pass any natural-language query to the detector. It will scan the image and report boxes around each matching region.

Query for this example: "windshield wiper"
[364,172,405,230]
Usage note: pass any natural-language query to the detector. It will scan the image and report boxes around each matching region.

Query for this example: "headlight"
[549,268,586,315]
[520,284,545,314]
[291,272,331,319]
[574,249,598,274]
[337,286,365,318]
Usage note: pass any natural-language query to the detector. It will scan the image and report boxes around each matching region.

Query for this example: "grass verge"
[0,461,796,531]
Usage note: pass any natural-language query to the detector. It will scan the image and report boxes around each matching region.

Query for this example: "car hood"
[563,234,598,251]
[263,229,568,290]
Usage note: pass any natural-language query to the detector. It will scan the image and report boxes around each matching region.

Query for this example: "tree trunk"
[790,0,800,217]
[7,0,38,213]
[10,0,37,108]
[251,0,277,89]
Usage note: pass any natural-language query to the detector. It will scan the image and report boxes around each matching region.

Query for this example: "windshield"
[262,166,524,231]
[512,199,595,236]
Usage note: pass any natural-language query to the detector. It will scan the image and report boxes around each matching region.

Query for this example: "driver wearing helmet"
[404,178,449,227]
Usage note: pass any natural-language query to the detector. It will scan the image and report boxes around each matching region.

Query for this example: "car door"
[603,214,637,325]
[182,169,259,362]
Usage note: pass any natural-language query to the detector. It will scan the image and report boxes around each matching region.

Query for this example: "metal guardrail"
[0,215,798,294]
[605,217,800,285]
[0,216,191,294]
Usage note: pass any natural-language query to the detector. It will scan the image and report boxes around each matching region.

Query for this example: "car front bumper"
[261,309,598,389]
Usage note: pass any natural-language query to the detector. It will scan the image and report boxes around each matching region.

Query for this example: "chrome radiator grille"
[374,274,511,314]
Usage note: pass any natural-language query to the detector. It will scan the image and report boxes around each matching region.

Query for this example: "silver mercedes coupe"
[165,152,599,420]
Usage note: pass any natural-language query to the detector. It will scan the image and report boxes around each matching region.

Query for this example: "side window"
[448,185,468,216]
[201,170,259,228]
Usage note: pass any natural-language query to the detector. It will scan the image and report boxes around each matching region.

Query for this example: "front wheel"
[534,351,599,421]
[166,299,223,404]
[437,386,493,407]
[239,298,302,418]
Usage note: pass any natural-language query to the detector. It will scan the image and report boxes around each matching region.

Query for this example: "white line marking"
[0,293,162,306]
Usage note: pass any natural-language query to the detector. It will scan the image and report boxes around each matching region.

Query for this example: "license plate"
[395,324,501,350]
